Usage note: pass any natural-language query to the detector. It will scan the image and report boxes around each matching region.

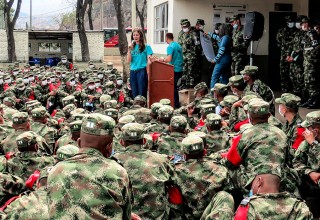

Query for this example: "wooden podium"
[148,61,174,108]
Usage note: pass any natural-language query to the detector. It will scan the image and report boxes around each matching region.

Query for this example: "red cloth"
[0,196,20,212]
[167,186,183,204]
[234,204,249,220]
[25,170,41,190]
[226,135,243,166]
[292,127,306,150]
[194,119,205,131]
[151,132,161,141]
[76,83,82,91]
[5,152,15,160]
[96,87,103,93]
[234,119,250,132]
[49,83,56,92]
[28,91,35,100]
[69,63,73,70]
[3,84,10,91]
[51,109,58,117]
[119,91,125,103]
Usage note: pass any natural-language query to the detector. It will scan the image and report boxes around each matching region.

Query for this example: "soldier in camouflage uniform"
[47,113,132,219]
[157,115,187,156]
[211,83,229,114]
[54,120,81,153]
[168,136,233,219]
[4,78,33,110]
[276,15,297,92]
[57,55,72,70]
[288,15,307,99]
[81,78,102,112]
[299,17,320,108]
[293,111,320,217]
[5,131,55,181]
[229,14,250,76]
[145,105,174,133]
[241,66,275,115]
[178,20,199,89]
[234,173,313,220]
[178,19,188,45]
[114,123,173,219]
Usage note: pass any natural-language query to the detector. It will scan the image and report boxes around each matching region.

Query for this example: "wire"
[18,5,74,18]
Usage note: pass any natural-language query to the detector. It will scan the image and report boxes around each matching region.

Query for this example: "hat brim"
[274,98,285,104]
[300,120,312,128]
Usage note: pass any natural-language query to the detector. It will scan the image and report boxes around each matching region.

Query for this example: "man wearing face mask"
[288,15,308,100]
[177,19,199,89]
[229,15,250,76]
[293,111,320,218]
[234,173,312,220]
[33,75,55,107]
[178,19,188,43]
[276,15,297,93]
[299,17,320,109]
[57,55,72,70]
[81,78,102,112]
[4,78,33,110]
[275,93,304,167]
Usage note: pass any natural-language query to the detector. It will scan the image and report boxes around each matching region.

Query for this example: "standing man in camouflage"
[47,113,132,219]
[299,17,320,108]
[178,19,199,89]
[229,15,250,76]
[276,15,297,92]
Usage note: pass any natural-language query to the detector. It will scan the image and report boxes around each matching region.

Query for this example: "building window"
[154,2,168,44]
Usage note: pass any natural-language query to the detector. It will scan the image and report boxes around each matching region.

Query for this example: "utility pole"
[131,0,136,28]
[29,0,32,30]
[100,0,103,29]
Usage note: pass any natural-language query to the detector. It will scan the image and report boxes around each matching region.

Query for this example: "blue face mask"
[248,189,253,197]
[233,24,238,30]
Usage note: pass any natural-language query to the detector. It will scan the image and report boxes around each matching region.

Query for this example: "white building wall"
[0,30,28,62]
[148,0,309,55]
[72,31,104,62]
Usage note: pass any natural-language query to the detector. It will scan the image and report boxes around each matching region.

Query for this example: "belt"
[304,47,313,51]
[131,68,146,73]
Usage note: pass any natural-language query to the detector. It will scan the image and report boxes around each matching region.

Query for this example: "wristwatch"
[311,140,319,147]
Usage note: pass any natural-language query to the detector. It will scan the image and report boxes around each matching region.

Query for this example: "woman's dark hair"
[131,28,146,52]
[219,23,233,38]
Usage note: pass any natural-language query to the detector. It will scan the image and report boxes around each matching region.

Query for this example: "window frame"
[154,2,169,44]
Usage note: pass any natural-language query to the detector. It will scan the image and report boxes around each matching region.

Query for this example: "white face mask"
[95,82,101,87]
[75,73,79,78]
[98,74,104,79]
[89,64,94,68]
[287,22,294,28]
[29,77,35,82]
[183,28,189,33]
[61,74,66,78]
[88,85,95,90]
[295,23,301,29]
[70,81,76,86]
[42,80,47,86]
[214,30,219,34]
[0,79,3,84]
[18,86,25,91]
[13,71,19,76]
[5,79,11,84]
[117,80,123,86]
[23,78,29,84]
[50,78,56,83]
[62,59,67,63]
[0,71,4,75]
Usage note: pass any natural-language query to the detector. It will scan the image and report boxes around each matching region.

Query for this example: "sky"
[17,0,75,17]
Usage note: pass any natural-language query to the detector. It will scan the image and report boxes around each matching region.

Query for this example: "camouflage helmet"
[181,136,204,154]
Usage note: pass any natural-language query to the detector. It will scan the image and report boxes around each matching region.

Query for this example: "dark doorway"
[268,12,296,90]
[309,0,320,21]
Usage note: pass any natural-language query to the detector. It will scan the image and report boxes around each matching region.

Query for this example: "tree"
[55,11,77,30]
[76,0,90,61]
[136,0,147,34]
[87,0,93,30]
[113,0,129,82]
[3,0,22,62]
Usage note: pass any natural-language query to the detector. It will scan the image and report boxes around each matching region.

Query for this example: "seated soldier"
[54,120,81,154]
[211,83,229,115]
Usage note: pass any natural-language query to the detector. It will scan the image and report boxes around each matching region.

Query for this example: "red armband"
[226,134,243,166]
[167,185,183,205]
[292,127,305,150]
[25,170,41,190]
[234,119,249,132]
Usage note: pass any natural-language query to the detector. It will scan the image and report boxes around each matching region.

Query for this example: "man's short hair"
[166,33,174,40]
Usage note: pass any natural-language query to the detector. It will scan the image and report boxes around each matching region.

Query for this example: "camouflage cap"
[170,115,188,130]
[220,95,239,108]
[194,82,208,95]
[121,123,144,141]
[106,62,113,66]
[158,105,174,119]
[100,94,111,103]
[16,131,37,150]
[104,108,118,119]
[63,104,77,114]
[56,144,79,162]
[81,113,115,136]
[15,78,24,87]
[31,107,47,119]
[104,100,118,109]
[72,113,86,121]
[3,97,16,105]
[134,95,147,103]
[297,15,308,23]
[70,108,86,116]
[200,104,216,115]
[205,113,222,125]
[199,99,213,105]
[196,19,205,25]
[181,20,191,27]
[211,83,229,94]
[61,55,67,59]
[12,112,29,125]
[275,93,301,109]
[240,66,259,76]
[285,15,295,22]
[181,136,204,154]
[150,102,163,115]
[187,131,206,139]
[159,99,171,106]
[27,102,42,112]
[229,14,240,22]
[180,19,188,25]
[118,115,135,125]
[106,81,115,89]
[300,111,320,128]
[62,95,75,106]
[228,75,245,87]
[241,94,258,104]
[248,99,270,116]
[70,120,82,133]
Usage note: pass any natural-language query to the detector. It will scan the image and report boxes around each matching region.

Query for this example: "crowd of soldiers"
[277,15,320,109]
[0,53,319,219]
